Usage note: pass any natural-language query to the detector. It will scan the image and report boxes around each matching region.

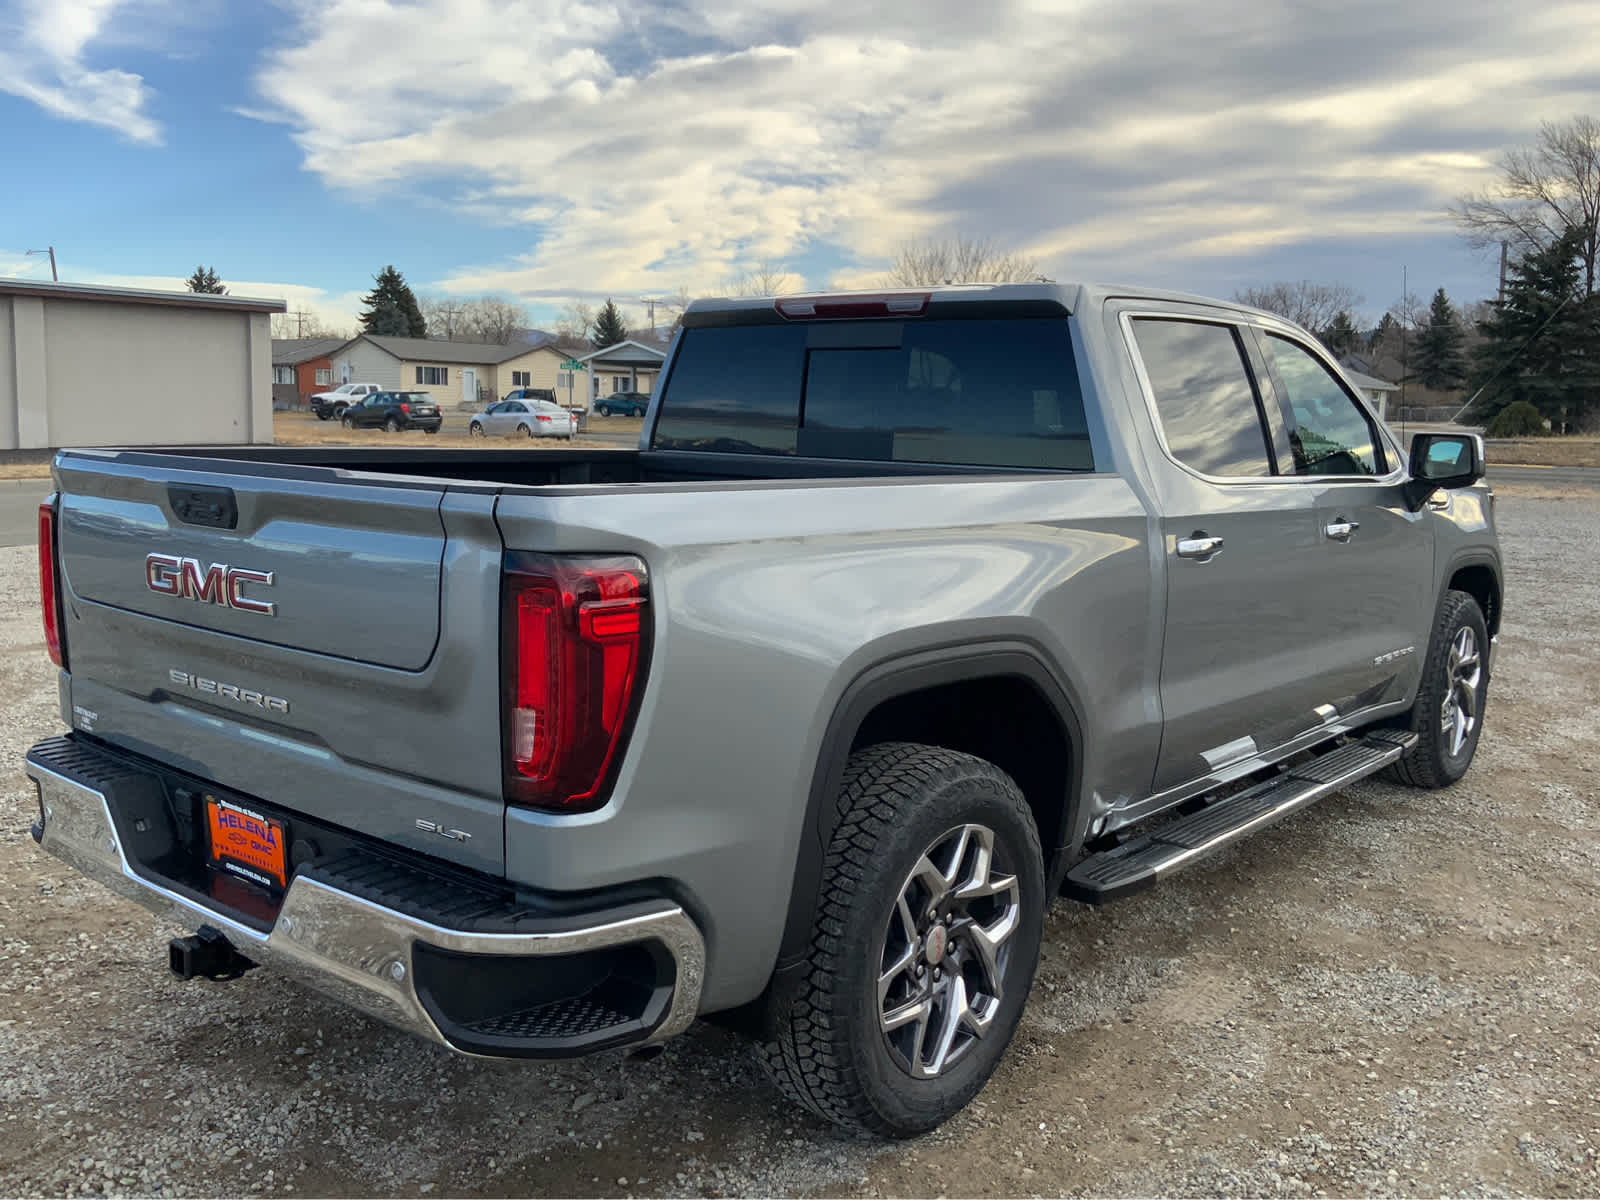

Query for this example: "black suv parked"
[339,391,442,433]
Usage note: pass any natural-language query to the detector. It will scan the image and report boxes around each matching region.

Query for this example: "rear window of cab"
[652,318,1093,471]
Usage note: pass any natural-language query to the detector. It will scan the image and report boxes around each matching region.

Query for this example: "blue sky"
[2,0,1596,332]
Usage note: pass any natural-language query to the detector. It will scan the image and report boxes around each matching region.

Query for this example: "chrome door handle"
[1175,534,1224,560]
[1324,519,1360,542]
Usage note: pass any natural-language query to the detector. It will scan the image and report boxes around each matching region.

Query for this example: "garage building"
[0,279,285,449]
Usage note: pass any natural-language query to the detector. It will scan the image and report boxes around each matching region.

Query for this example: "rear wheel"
[424,427,438,435]
[384,417,401,433]
[517,423,533,438]
[1385,589,1490,788]
[759,742,1045,1137]
[315,411,330,421]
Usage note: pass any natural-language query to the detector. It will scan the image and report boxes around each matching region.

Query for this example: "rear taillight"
[536,414,552,423]
[399,402,411,415]
[37,497,65,669]
[502,554,650,812]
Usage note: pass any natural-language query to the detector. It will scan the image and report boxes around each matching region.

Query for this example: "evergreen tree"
[185,265,226,294]
[1413,288,1467,391]
[1369,312,1400,353]
[1318,310,1360,356]
[591,298,628,348]
[359,266,427,337]
[1469,229,1600,430]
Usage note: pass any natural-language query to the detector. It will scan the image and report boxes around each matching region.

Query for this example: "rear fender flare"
[775,642,1087,969]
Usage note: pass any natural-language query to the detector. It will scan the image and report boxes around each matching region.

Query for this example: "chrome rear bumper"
[26,741,705,1056]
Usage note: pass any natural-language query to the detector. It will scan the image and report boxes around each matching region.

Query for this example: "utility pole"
[638,296,662,336]
[1498,241,1508,304]
[26,247,57,281]
[1399,264,1408,424]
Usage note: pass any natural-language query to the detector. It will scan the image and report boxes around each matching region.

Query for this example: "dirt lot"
[1486,436,1600,469]
[1,487,1597,1198]
[272,410,644,450]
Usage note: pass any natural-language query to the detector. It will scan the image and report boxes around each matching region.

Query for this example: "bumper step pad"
[1064,730,1417,904]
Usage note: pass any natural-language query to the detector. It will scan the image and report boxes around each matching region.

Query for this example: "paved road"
[5,463,1595,549]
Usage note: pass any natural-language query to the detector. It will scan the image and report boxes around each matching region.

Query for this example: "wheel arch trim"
[775,641,1088,968]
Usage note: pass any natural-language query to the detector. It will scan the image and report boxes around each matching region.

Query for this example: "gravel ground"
[1,486,1597,1198]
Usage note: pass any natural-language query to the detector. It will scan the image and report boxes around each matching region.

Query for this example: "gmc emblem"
[145,554,276,616]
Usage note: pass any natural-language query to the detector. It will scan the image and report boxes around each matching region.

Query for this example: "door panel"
[1252,331,1434,709]
[1124,315,1340,793]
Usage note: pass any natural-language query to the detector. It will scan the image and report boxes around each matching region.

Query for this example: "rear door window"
[1129,318,1275,478]
[653,318,1091,470]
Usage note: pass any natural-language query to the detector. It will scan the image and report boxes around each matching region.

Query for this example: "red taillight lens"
[536,415,552,423]
[502,554,650,812]
[37,497,65,669]
[399,402,411,415]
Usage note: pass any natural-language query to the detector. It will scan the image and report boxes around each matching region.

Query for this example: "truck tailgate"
[51,452,508,876]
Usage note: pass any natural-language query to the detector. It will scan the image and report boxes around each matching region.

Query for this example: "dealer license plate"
[205,796,288,890]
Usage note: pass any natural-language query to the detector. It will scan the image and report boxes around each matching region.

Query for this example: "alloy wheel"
[1439,625,1482,757]
[876,823,1020,1079]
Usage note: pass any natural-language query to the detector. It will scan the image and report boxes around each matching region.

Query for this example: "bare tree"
[1452,115,1600,296]
[417,293,468,339]
[662,286,695,333]
[1233,281,1365,333]
[460,296,529,344]
[555,301,596,348]
[724,258,798,297]
[884,236,1041,286]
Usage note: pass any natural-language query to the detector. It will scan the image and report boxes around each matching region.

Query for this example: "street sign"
[560,359,586,371]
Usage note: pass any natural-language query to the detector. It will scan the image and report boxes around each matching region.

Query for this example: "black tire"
[1385,589,1490,789]
[468,422,485,438]
[315,411,330,421]
[517,423,533,438]
[340,414,354,429]
[424,427,438,435]
[596,405,610,417]
[758,742,1045,1137]
[384,417,401,433]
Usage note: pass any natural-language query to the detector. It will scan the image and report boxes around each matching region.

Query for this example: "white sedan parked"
[467,399,577,439]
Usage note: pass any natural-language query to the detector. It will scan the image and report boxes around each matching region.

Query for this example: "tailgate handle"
[168,485,238,530]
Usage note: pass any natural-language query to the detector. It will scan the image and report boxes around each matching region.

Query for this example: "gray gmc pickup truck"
[27,283,1501,1136]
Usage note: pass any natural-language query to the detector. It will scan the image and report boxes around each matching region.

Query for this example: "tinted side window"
[1264,335,1385,476]
[1131,319,1273,477]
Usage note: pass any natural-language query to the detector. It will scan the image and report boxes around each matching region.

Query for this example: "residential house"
[579,338,669,403]
[271,337,344,410]
[326,333,581,409]
[1338,355,1401,421]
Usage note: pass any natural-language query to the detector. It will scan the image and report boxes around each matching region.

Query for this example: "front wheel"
[340,414,354,429]
[315,411,330,421]
[468,422,485,438]
[759,742,1045,1137]
[1385,589,1490,788]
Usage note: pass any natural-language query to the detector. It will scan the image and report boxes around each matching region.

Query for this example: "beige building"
[0,279,283,449]
[328,335,582,409]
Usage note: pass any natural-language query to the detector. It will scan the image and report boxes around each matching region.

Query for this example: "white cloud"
[250,0,1600,301]
[0,0,166,143]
